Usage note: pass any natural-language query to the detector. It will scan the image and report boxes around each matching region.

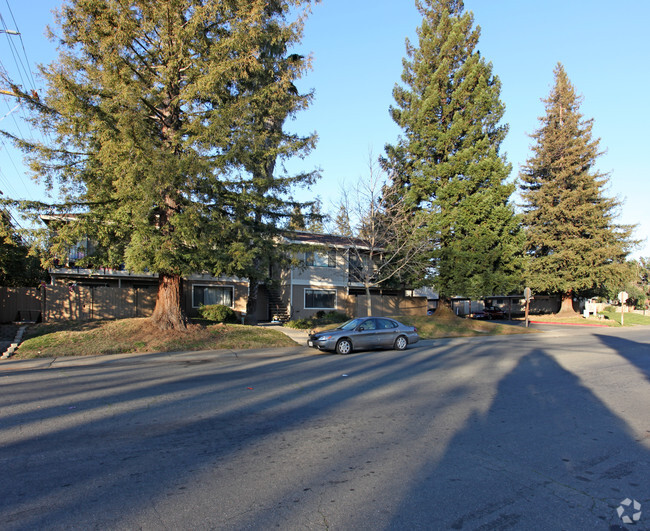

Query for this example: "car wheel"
[394,335,408,351]
[336,339,352,355]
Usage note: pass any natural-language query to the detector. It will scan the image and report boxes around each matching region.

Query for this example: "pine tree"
[383,0,522,302]
[306,198,325,233]
[520,63,636,313]
[0,211,46,287]
[287,205,307,231]
[2,0,317,329]
[333,205,353,237]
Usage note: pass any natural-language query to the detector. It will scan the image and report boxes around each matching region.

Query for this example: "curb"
[1,325,29,359]
[529,320,610,328]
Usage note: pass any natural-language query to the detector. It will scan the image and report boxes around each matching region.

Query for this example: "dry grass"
[15,318,297,359]
[398,312,537,339]
[311,307,536,340]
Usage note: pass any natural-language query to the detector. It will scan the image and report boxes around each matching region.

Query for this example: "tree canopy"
[383,0,523,302]
[519,63,636,311]
[0,211,46,287]
[1,0,318,328]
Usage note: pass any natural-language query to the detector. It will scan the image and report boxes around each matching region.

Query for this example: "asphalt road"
[1,326,649,530]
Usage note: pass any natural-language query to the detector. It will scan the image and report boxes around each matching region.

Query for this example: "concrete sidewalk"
[259,323,310,346]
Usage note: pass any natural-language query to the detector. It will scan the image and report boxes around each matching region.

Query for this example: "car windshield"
[337,318,364,331]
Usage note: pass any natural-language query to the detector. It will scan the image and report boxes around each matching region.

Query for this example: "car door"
[353,318,377,350]
[375,318,398,347]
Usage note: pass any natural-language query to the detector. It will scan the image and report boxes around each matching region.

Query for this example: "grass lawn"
[398,314,537,338]
[13,310,539,359]
[14,318,297,359]
[310,310,537,340]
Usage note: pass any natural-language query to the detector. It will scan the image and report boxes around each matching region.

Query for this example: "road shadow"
[595,332,650,383]
[385,348,650,530]
[1,337,648,529]
[0,343,476,528]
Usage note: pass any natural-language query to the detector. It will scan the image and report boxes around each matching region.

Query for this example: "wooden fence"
[0,285,157,323]
[348,294,428,318]
[0,287,42,323]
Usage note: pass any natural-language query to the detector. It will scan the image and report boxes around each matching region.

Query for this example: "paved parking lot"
[1,326,649,529]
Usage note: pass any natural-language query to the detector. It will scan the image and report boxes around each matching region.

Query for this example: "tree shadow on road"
[385,348,650,530]
[1,339,648,529]
[595,332,650,383]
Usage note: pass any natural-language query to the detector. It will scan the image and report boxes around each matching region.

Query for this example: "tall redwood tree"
[520,63,636,312]
[383,0,523,303]
[1,0,317,329]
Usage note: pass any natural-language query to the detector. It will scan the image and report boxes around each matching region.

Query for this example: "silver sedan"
[308,317,419,355]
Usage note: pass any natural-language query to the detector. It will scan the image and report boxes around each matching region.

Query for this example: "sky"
[1,0,649,258]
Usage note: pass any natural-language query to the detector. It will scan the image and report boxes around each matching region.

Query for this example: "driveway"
[1,326,648,529]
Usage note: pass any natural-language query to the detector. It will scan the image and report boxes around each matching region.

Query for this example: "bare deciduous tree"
[332,158,431,316]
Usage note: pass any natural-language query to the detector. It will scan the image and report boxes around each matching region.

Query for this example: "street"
[1,326,649,530]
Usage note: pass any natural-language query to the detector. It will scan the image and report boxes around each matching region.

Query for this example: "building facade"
[45,228,427,322]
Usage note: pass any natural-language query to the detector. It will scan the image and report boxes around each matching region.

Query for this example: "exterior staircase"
[267,287,290,322]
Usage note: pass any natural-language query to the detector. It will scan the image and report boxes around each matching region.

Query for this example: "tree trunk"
[150,273,187,330]
[558,291,576,314]
[245,277,259,325]
[434,296,452,313]
[364,284,372,316]
[432,297,459,321]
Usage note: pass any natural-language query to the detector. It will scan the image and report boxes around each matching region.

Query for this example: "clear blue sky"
[1,0,648,258]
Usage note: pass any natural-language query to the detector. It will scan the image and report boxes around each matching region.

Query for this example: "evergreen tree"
[1,0,317,329]
[287,205,307,231]
[333,204,353,237]
[0,211,46,287]
[631,257,650,310]
[383,0,522,303]
[520,63,636,312]
[306,198,325,233]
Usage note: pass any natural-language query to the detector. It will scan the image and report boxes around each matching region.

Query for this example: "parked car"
[472,307,506,320]
[308,317,419,355]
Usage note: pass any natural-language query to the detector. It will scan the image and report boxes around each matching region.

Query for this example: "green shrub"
[321,311,349,323]
[198,304,238,323]
[285,318,312,329]
[285,311,349,330]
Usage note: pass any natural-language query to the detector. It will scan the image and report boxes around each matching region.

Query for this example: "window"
[304,289,336,309]
[328,249,336,267]
[376,318,398,329]
[192,285,234,308]
[305,249,336,268]
[349,254,375,282]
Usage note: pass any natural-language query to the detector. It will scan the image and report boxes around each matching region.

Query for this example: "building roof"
[283,230,372,250]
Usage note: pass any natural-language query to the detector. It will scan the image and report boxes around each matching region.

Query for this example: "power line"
[0,1,49,205]
[3,0,37,89]
[0,9,37,94]
[0,137,31,198]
